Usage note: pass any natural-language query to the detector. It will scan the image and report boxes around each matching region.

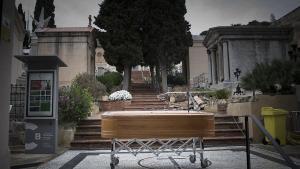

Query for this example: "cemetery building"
[274,6,300,46]
[188,35,208,88]
[31,27,97,86]
[203,26,291,89]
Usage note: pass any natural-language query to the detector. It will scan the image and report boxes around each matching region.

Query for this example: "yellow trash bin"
[261,107,288,145]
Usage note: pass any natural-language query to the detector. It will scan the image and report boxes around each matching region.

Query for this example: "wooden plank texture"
[101,111,215,139]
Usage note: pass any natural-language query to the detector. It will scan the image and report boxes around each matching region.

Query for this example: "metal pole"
[245,116,251,169]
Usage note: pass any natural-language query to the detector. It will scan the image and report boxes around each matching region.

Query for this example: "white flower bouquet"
[108,90,132,101]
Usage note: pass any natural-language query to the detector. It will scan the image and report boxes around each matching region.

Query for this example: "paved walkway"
[35,146,300,169]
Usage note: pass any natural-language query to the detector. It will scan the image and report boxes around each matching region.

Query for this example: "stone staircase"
[71,82,245,149]
[125,83,168,110]
[205,115,245,146]
[131,70,151,84]
[71,119,110,149]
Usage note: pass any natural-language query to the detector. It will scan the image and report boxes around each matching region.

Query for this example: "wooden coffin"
[101,111,215,139]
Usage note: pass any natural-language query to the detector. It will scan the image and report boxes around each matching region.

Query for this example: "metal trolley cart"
[101,111,215,169]
[109,137,211,169]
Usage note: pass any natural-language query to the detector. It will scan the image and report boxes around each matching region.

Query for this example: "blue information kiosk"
[15,55,67,154]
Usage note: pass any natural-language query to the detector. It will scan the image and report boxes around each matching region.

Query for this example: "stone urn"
[217,99,228,113]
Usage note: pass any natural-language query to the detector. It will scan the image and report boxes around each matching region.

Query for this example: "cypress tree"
[94,0,144,90]
[32,0,56,32]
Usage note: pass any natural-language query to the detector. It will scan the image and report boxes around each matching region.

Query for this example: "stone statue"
[31,7,51,31]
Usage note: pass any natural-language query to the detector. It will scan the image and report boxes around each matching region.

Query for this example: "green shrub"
[73,73,106,99]
[96,72,123,93]
[58,85,93,124]
[241,60,295,94]
[215,89,230,99]
[167,74,186,86]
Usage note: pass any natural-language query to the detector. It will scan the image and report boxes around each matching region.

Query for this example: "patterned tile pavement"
[37,146,300,169]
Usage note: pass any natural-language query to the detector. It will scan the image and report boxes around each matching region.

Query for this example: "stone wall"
[34,28,96,86]
[227,94,299,142]
[188,38,208,86]
[37,36,91,86]
[0,0,16,168]
[228,40,288,81]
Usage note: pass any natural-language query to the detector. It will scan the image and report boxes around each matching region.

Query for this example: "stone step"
[9,145,25,154]
[125,106,168,111]
[125,105,168,109]
[78,119,101,126]
[215,122,243,129]
[76,125,101,132]
[70,139,111,149]
[132,95,158,97]
[214,129,244,137]
[131,100,165,103]
[132,98,159,101]
[130,102,167,106]
[204,136,246,146]
[215,115,240,123]
[74,132,102,140]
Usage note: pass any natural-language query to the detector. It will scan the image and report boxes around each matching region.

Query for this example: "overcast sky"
[16,0,300,35]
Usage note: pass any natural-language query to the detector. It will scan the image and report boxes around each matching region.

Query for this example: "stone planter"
[58,125,75,147]
[100,100,131,111]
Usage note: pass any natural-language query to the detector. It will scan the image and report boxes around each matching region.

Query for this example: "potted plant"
[215,89,230,113]
[100,90,132,111]
[58,85,93,147]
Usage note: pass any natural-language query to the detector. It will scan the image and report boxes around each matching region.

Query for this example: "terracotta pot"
[100,100,132,111]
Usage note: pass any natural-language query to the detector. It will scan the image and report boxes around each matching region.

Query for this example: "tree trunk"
[129,65,132,87]
[150,65,155,87]
[160,62,168,93]
[155,64,161,91]
[122,64,130,91]
[183,53,190,86]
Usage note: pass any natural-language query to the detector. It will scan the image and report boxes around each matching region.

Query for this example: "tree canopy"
[32,0,56,32]
[95,0,144,90]
[95,0,192,91]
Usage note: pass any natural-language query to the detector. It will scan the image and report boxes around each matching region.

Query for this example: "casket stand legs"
[109,137,212,169]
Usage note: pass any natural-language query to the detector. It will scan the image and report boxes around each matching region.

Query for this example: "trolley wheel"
[262,138,268,145]
[275,138,281,145]
[110,163,115,169]
[113,157,119,165]
[201,158,211,168]
[189,155,196,163]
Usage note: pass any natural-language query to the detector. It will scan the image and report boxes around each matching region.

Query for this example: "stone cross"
[32,7,51,31]
[88,15,92,27]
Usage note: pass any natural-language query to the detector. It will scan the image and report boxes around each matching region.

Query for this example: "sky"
[16,0,300,35]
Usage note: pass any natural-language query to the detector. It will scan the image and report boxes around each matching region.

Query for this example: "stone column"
[222,41,230,81]
[211,49,217,85]
[207,50,212,84]
[218,42,224,82]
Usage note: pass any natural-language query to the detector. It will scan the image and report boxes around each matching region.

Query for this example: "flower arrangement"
[108,90,132,101]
